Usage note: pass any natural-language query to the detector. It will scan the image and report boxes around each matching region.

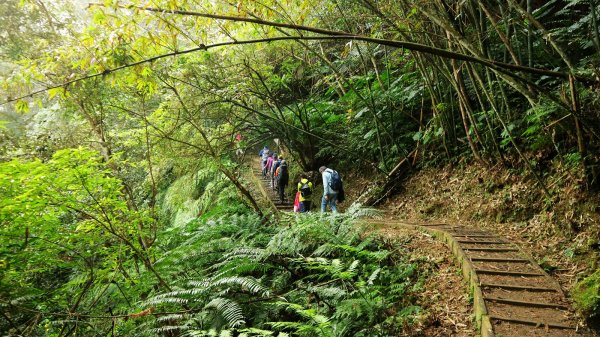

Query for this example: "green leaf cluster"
[139,213,422,336]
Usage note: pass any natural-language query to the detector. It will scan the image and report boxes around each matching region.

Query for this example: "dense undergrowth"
[139,212,424,337]
[0,150,434,336]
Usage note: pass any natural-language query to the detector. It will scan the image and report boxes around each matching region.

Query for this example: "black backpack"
[337,186,345,203]
[329,170,342,191]
[299,182,312,198]
[278,164,289,181]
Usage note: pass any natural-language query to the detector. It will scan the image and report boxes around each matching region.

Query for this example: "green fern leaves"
[205,298,246,328]
[142,213,423,336]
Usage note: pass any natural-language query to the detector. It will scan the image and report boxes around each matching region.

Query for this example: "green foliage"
[0,148,155,335]
[520,103,557,151]
[335,65,423,170]
[573,268,600,316]
[0,0,70,60]
[160,164,244,227]
[4,0,600,333]
[140,213,422,336]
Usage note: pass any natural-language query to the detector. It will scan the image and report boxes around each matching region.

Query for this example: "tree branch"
[6,5,597,105]
[89,3,593,82]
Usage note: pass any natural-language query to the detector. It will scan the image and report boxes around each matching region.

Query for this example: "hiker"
[258,145,269,158]
[265,153,274,178]
[297,174,313,212]
[269,154,278,188]
[271,156,282,191]
[277,160,289,204]
[235,133,244,157]
[319,166,343,213]
[259,146,270,176]
[293,190,301,212]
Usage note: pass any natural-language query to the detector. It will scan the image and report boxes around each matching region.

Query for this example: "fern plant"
[140,212,424,337]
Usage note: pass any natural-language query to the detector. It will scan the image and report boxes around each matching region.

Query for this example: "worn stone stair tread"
[471,257,529,263]
[457,239,509,244]
[475,268,544,276]
[448,232,492,236]
[484,296,569,309]
[464,247,519,252]
[481,283,558,292]
[489,315,576,329]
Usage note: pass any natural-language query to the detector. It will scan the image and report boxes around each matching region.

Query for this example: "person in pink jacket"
[265,154,274,178]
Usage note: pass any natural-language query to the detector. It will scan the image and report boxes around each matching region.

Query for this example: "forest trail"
[251,163,294,212]
[251,164,595,337]
[366,221,594,337]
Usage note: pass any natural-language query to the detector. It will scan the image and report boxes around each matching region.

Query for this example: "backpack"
[329,170,342,191]
[337,185,346,203]
[278,164,289,182]
[299,181,312,198]
[272,161,281,174]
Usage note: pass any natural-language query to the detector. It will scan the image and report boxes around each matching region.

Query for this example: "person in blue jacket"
[259,146,270,176]
[319,166,339,213]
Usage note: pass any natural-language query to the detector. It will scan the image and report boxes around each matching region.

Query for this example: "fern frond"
[210,260,271,278]
[211,276,270,297]
[153,325,185,333]
[10,294,41,305]
[188,276,270,297]
[331,259,343,272]
[204,297,246,328]
[304,285,347,300]
[156,313,186,322]
[144,296,189,306]
[184,328,218,337]
[223,247,266,261]
[312,242,337,256]
[344,204,382,219]
[268,321,304,330]
[345,260,360,275]
[185,328,280,337]
[367,268,381,285]
[360,249,390,261]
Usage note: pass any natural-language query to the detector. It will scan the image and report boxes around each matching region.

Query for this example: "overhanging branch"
[5,4,596,105]
[91,2,595,82]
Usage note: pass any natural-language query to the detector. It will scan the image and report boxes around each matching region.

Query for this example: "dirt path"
[251,166,293,212]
